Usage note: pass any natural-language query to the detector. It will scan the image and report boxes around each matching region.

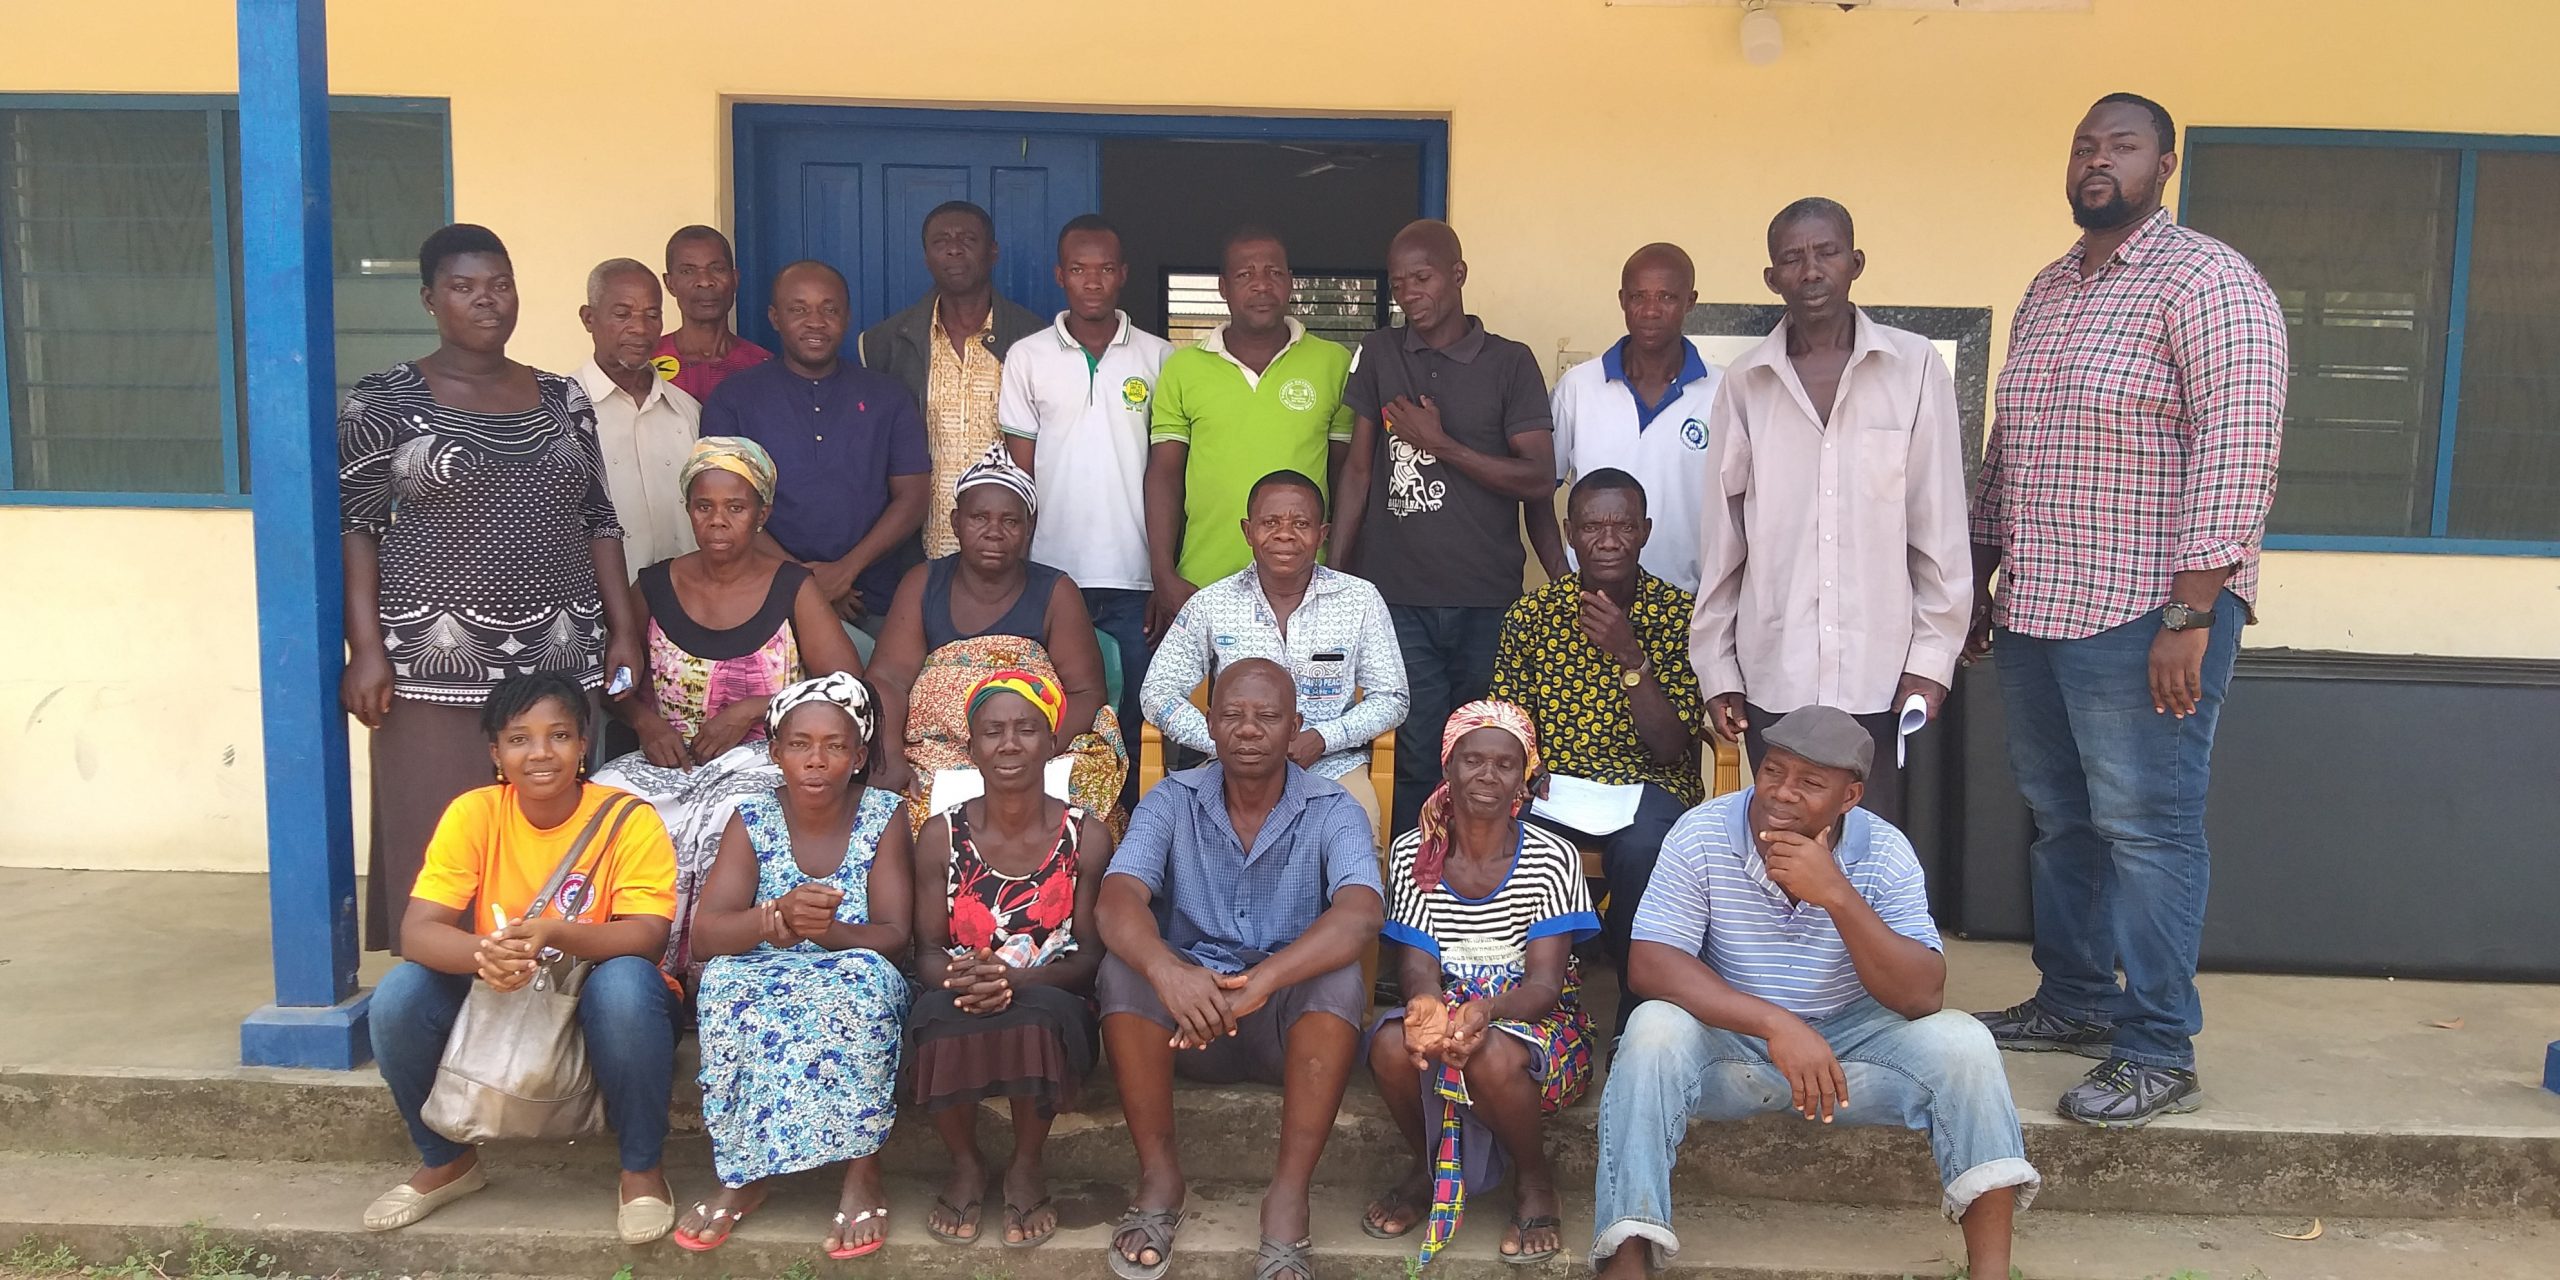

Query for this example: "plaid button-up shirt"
[1970,210,2289,640]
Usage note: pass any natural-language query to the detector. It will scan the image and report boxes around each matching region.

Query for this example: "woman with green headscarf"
[597,435,864,986]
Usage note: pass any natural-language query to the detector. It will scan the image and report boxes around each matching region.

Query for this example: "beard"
[2070,181,2147,230]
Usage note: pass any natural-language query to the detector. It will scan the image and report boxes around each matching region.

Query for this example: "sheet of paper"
[926,757,1074,815]
[1529,772,1647,836]
[1897,692,1931,768]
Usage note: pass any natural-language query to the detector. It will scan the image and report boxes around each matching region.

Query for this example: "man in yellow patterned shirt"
[859,200,1045,559]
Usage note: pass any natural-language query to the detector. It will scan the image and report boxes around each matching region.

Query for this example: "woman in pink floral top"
[907,669,1114,1249]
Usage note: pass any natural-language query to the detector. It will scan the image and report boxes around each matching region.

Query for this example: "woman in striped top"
[1361,701,1598,1266]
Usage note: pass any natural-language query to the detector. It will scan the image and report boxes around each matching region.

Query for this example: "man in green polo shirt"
[1143,227,1354,637]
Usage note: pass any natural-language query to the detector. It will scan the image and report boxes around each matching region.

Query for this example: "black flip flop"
[1501,1213,1563,1266]
[925,1194,983,1245]
[1003,1196,1056,1249]
[1359,1184,1426,1240]
[1108,1206,1182,1280]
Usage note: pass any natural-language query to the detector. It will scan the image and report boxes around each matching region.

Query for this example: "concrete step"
[3,1152,2552,1280]
[6,1064,2557,1223]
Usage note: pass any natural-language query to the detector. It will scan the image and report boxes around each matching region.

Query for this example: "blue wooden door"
[737,119,1099,350]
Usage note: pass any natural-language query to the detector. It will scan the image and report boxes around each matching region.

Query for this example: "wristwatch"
[2161,602,2216,632]
[1621,655,1650,688]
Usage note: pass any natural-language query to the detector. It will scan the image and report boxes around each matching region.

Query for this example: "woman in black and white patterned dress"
[339,223,645,953]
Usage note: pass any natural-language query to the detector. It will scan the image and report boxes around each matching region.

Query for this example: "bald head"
[1389,219,1463,268]
[1213,657,1295,711]
[774,258,849,305]
[1621,242,1696,293]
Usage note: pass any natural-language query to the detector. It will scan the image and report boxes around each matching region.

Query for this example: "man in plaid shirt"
[1966,93,2288,1127]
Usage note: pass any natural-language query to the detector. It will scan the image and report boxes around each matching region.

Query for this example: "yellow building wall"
[5,0,2558,869]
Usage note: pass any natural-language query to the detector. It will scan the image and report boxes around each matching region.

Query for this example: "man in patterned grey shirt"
[1142,469,1408,829]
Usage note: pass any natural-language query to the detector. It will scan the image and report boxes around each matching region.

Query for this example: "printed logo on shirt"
[1121,376,1151,409]
[1681,417,1708,450]
[650,354,680,381]
[552,871,596,921]
[1278,377,1318,412]
[1385,435,1447,519]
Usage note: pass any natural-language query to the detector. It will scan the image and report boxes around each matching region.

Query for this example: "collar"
[1402,316,1488,363]
[1550,569,1659,610]
[574,356,671,411]
[1051,309,1133,351]
[1726,308,1897,379]
[1600,336,1712,428]
[2066,206,2176,272]
[1202,315,1307,359]
[931,294,999,345]
[1183,759,1313,864]
[1244,563,1348,613]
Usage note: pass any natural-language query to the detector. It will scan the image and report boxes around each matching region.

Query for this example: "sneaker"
[1974,997,2115,1057]
[2058,1057,2201,1128]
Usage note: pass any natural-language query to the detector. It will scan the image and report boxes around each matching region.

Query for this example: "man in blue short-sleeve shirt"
[1589,707,2037,1280]
[1096,658,1382,1278]
[703,259,929,627]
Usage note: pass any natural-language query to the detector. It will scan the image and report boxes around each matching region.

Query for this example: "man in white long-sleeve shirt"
[1143,469,1408,829]
[1690,198,1971,824]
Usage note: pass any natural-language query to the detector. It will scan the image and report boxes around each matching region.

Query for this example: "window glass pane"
[2184,143,2459,538]
[2446,151,2560,541]
[221,108,447,489]
[0,108,225,493]
[1161,269,1397,347]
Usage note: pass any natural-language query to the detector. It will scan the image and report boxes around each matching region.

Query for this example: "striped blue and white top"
[1383,822,1599,988]
[1629,789,1939,1020]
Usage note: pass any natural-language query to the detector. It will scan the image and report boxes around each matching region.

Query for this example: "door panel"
[742,122,1099,350]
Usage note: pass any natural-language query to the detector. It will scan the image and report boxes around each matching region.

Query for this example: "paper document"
[1896,692,1931,767]
[927,757,1074,815]
[1529,773,1647,835]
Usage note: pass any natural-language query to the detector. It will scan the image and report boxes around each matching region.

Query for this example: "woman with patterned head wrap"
[679,673,915,1260]
[1360,701,1598,1266]
[594,436,862,983]
[905,669,1115,1248]
[861,441,1127,834]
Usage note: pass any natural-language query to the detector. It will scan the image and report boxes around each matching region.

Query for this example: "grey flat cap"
[1761,706,1873,780]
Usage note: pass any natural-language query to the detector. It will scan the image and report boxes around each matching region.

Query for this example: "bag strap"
[526,793,642,923]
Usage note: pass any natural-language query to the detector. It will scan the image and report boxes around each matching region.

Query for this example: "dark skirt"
[906,982,1096,1117]
[363,696,491,955]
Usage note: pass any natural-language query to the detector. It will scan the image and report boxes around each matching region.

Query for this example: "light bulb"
[1740,1,1784,66]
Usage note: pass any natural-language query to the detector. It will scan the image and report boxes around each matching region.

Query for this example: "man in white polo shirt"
[1542,243,1722,593]
[1000,213,1172,809]
[1591,706,2037,1280]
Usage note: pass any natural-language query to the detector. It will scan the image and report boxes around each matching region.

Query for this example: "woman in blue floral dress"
[674,674,914,1260]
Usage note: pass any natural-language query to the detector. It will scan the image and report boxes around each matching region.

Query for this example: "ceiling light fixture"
[1740,0,1785,65]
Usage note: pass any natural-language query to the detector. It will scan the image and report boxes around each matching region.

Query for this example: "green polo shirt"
[1150,319,1355,585]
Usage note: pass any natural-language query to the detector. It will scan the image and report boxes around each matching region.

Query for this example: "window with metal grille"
[2184,130,2560,552]
[1161,268,1399,348]
[0,97,450,503]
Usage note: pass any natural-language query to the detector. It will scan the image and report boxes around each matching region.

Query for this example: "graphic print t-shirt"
[1343,322,1554,608]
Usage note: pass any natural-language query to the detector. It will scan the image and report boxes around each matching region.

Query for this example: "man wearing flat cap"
[1589,707,2037,1280]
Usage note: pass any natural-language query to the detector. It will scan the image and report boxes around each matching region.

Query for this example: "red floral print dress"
[943,803,1085,970]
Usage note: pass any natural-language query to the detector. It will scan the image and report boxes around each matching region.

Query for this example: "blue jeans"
[1084,586,1152,813]
[1995,595,2242,1071]
[1591,998,2039,1266]
[1388,603,1507,837]
[370,955,679,1171]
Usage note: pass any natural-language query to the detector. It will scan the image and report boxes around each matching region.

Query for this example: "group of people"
[343,90,2285,1280]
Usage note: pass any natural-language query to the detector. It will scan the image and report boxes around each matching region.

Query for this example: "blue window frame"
[2184,127,2560,555]
[0,93,450,508]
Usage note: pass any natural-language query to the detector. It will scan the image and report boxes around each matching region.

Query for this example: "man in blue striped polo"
[1588,707,2037,1280]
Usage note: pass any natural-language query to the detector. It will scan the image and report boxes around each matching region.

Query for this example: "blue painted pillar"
[237,0,370,1069]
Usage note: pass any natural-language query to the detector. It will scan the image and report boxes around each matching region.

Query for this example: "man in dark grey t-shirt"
[1333,220,1557,836]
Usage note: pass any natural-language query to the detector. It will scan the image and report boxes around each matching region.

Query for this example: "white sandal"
[618,1194,676,1244]
[361,1163,488,1231]
[829,1206,890,1259]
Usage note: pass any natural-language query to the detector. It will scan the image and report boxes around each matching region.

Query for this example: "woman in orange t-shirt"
[360,672,684,1246]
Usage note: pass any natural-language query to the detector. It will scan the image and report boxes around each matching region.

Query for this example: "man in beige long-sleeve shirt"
[1690,198,1971,823]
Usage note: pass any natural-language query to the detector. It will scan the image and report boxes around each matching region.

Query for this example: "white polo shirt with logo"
[1551,337,1724,594]
[997,310,1172,592]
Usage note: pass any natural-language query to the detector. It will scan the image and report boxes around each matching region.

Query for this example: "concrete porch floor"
[5,865,2559,1139]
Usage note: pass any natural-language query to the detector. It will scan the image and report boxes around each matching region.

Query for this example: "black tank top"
[921,555,1064,651]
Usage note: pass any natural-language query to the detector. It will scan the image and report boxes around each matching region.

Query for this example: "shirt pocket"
[1298,651,1353,719]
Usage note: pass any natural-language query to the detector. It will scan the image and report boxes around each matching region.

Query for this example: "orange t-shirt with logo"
[412,782,678,932]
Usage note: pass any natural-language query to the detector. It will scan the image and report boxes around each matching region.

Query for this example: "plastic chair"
[1135,681,1397,852]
